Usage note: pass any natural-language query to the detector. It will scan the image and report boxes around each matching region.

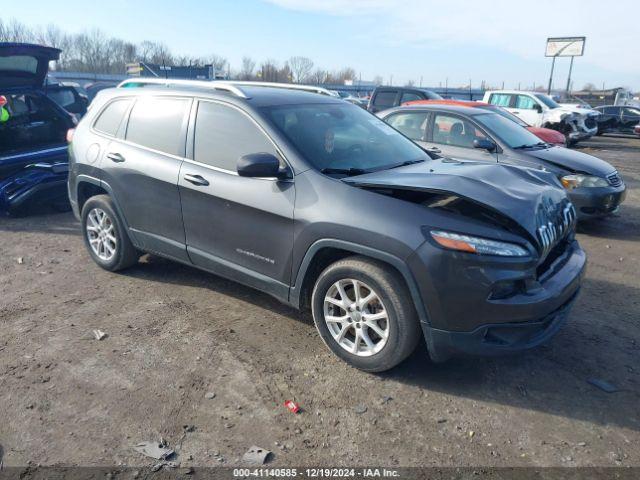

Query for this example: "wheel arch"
[290,240,430,326]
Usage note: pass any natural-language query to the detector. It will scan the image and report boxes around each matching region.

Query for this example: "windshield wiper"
[383,159,426,170]
[513,142,547,150]
[320,167,368,176]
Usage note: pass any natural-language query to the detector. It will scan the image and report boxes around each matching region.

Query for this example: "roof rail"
[116,78,249,98]
[224,81,338,97]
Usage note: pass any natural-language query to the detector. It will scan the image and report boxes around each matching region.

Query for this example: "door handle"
[512,111,520,114]
[106,152,125,163]
[184,174,210,186]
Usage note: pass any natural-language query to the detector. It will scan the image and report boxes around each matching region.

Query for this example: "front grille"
[607,171,622,187]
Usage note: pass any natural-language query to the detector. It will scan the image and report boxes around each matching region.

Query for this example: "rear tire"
[311,256,420,372]
[81,195,139,271]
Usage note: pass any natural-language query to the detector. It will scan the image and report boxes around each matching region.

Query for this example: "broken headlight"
[560,174,608,190]
[430,230,529,257]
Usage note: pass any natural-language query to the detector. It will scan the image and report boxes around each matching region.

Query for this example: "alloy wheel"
[86,208,117,261]
[323,278,389,357]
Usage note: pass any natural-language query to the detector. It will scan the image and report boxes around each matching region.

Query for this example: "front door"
[179,100,295,299]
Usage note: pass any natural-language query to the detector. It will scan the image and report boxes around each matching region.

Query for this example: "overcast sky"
[3,0,639,89]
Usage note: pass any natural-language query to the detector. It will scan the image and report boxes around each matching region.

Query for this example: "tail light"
[66,128,75,143]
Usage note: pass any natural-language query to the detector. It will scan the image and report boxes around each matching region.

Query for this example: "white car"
[483,90,598,145]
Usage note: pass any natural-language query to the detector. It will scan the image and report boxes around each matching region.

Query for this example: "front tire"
[311,256,420,372]
[81,195,139,271]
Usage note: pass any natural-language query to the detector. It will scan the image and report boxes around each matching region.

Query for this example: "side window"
[194,101,278,171]
[93,99,132,136]
[623,107,640,117]
[386,112,428,141]
[432,114,488,148]
[515,95,538,110]
[373,90,398,108]
[125,97,190,156]
[602,107,618,115]
[488,94,511,107]
[400,92,423,104]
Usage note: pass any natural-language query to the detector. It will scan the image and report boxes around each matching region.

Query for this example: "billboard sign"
[545,37,586,57]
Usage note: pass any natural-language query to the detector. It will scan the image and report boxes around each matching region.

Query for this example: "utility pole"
[565,56,574,94]
[547,56,556,94]
[419,76,423,87]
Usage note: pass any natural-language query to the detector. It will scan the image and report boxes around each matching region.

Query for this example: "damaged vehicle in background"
[402,99,567,146]
[378,103,626,220]
[69,80,585,371]
[0,43,74,215]
[483,90,599,146]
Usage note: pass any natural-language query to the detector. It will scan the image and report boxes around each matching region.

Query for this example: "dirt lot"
[0,135,639,469]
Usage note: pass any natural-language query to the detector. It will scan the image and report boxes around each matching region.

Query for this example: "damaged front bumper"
[409,238,586,362]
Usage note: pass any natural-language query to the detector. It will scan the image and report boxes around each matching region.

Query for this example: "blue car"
[0,43,76,214]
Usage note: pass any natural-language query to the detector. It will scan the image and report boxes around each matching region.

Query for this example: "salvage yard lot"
[0,135,639,467]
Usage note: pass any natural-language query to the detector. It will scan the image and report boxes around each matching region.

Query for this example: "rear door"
[179,99,295,298]
[99,95,191,262]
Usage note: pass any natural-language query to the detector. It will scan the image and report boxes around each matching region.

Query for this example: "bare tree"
[309,68,329,84]
[240,56,256,80]
[405,79,415,87]
[0,18,33,42]
[258,59,279,82]
[331,67,356,84]
[289,56,314,83]
[582,82,597,91]
[372,75,384,85]
[208,54,228,75]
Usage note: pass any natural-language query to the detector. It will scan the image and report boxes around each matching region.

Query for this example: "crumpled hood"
[343,159,574,250]
[526,146,616,176]
[558,104,601,117]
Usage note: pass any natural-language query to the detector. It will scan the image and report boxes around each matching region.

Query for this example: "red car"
[403,99,567,146]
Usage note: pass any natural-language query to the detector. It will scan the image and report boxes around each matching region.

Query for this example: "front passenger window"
[432,114,488,148]
[194,101,279,171]
[515,95,538,110]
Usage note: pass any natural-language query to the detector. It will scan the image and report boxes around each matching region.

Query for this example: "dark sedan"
[594,105,640,135]
[378,104,626,220]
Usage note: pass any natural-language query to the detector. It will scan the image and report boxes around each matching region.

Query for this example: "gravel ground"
[0,135,638,469]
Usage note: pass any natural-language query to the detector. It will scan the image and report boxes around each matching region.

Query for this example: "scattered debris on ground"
[284,400,300,414]
[132,441,174,460]
[242,446,273,466]
[92,329,107,341]
[354,404,367,414]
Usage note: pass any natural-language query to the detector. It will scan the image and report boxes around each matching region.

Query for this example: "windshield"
[474,112,546,149]
[534,93,560,109]
[261,103,429,174]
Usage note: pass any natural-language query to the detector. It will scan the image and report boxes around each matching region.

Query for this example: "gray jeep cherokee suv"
[68,79,586,372]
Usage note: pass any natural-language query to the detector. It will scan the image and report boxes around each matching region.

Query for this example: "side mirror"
[533,104,543,113]
[473,138,496,152]
[237,153,290,179]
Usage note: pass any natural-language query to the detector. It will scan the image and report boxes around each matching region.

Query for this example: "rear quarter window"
[93,99,132,136]
[125,97,190,156]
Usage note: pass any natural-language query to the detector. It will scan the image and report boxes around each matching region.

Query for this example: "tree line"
[0,18,368,84]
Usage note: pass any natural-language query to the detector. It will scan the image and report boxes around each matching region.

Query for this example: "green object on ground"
[0,107,9,123]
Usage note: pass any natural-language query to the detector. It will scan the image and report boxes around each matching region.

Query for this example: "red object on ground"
[402,99,566,146]
[284,400,300,413]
